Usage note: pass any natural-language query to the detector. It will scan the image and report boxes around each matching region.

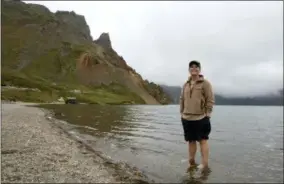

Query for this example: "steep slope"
[143,81,172,105]
[1,0,171,104]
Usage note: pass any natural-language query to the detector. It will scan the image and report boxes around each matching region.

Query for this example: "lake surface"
[39,104,283,183]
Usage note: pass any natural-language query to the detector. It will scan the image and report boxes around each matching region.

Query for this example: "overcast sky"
[27,1,283,97]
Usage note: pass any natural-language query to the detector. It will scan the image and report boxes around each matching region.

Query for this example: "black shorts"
[181,116,211,142]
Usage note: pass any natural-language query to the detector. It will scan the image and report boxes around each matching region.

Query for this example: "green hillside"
[1,0,172,104]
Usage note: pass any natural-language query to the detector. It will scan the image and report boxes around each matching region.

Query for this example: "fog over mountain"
[160,85,283,106]
[26,1,283,97]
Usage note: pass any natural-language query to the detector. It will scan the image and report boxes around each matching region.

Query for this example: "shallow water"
[39,104,283,183]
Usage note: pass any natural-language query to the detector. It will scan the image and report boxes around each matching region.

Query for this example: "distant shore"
[1,102,150,183]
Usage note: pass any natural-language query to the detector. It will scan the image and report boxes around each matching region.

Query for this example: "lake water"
[39,104,283,183]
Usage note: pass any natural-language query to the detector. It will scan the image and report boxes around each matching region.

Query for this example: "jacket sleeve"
[179,84,185,114]
[203,80,215,117]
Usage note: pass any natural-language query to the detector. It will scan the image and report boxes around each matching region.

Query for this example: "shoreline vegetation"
[1,102,152,183]
[1,70,146,105]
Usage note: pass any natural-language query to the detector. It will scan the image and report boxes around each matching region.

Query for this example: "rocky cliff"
[1,1,172,104]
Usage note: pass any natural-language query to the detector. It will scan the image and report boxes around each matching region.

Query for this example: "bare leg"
[188,141,197,166]
[199,140,209,167]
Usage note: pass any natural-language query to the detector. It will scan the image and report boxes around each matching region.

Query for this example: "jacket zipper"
[189,84,193,98]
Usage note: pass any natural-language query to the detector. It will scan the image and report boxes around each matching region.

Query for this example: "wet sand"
[1,103,148,183]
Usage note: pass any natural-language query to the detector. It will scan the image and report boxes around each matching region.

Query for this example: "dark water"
[39,104,283,183]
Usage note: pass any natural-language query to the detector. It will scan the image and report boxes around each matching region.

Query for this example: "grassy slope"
[2,70,145,104]
[1,1,158,104]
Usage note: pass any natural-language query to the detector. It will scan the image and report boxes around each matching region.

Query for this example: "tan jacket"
[180,75,215,120]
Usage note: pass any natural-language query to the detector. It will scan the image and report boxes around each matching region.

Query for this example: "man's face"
[189,64,200,76]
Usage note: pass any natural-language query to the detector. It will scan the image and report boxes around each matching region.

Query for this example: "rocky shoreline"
[1,103,151,183]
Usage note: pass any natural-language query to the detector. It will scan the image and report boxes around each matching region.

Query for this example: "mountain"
[1,0,172,104]
[161,85,283,106]
[160,85,181,104]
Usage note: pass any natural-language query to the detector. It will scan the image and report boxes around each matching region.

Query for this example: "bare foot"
[186,159,197,173]
[197,164,210,174]
[189,159,197,168]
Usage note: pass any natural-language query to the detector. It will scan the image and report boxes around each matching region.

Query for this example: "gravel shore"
[1,103,147,183]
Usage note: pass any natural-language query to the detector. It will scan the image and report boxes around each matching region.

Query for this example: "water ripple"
[40,104,283,183]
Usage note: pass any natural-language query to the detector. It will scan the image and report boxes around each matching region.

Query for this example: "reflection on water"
[50,104,132,133]
[181,168,211,184]
[38,104,283,183]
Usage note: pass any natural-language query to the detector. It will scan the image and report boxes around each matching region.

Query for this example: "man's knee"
[199,139,208,145]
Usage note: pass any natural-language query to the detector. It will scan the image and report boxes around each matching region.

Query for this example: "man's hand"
[204,116,210,122]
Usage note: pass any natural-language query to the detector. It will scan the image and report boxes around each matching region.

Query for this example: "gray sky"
[27,1,283,97]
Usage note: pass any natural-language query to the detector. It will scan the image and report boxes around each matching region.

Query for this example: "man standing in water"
[180,60,215,171]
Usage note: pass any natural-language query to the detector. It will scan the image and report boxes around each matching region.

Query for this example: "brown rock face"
[94,32,112,50]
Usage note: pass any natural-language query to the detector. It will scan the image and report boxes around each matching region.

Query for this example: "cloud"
[25,1,283,97]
